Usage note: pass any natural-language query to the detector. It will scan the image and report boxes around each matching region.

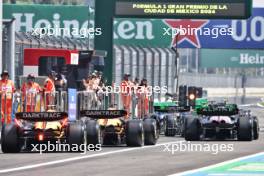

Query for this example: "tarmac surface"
[0,106,263,176]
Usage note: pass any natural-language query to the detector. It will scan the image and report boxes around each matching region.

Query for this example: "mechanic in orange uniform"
[0,70,15,124]
[43,71,56,110]
[120,73,132,119]
[21,74,42,112]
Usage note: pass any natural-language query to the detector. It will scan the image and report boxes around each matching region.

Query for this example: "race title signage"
[115,0,252,19]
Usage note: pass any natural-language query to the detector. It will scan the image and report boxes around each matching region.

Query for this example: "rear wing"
[196,105,239,116]
[154,106,190,113]
[15,112,68,121]
[80,110,127,119]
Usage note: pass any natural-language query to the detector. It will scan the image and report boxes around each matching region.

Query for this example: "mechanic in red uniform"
[0,70,15,124]
[21,74,42,112]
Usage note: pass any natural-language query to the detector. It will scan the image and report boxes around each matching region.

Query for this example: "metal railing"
[77,91,154,119]
[0,90,154,126]
[0,91,68,125]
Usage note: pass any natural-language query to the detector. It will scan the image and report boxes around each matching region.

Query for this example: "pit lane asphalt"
[0,106,263,176]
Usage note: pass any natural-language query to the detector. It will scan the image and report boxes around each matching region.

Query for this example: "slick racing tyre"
[68,122,85,150]
[164,115,176,137]
[150,114,161,136]
[86,120,101,145]
[143,118,158,145]
[184,117,201,141]
[252,116,259,140]
[1,124,21,153]
[237,116,253,141]
[126,119,144,147]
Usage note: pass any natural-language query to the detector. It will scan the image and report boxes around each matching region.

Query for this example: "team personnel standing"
[0,70,15,124]
[43,71,56,110]
[121,73,132,119]
[137,78,150,118]
[21,74,42,112]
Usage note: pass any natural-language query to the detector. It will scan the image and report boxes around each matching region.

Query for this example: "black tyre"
[150,114,161,135]
[143,118,158,145]
[68,122,85,147]
[184,117,201,141]
[180,115,186,137]
[86,120,101,145]
[126,119,144,147]
[164,115,176,137]
[1,124,21,153]
[237,116,253,141]
[252,116,259,140]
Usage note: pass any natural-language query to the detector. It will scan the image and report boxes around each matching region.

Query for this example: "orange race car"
[1,111,85,153]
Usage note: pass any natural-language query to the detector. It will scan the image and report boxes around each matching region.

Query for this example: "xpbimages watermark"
[163,26,234,39]
[163,141,234,155]
[31,141,102,154]
[31,27,102,38]
[97,84,168,97]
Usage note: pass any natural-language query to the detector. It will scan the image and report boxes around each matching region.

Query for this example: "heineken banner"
[3,4,93,37]
[3,5,264,49]
[200,49,264,68]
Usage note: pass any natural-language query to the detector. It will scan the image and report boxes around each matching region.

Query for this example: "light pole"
[171,33,180,96]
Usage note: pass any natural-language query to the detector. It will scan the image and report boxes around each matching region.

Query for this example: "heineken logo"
[113,20,154,40]
[240,53,264,64]
[10,12,93,39]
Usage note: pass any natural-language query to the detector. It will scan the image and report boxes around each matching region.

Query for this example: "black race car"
[151,101,190,137]
[184,102,259,141]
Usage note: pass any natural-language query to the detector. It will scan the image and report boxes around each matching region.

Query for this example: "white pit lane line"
[169,151,264,176]
[0,141,177,174]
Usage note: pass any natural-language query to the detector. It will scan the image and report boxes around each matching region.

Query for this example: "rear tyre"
[1,124,21,153]
[184,117,201,141]
[143,118,158,145]
[67,122,85,151]
[180,115,186,137]
[86,120,101,145]
[126,119,144,147]
[252,116,259,140]
[164,115,176,137]
[237,116,253,141]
